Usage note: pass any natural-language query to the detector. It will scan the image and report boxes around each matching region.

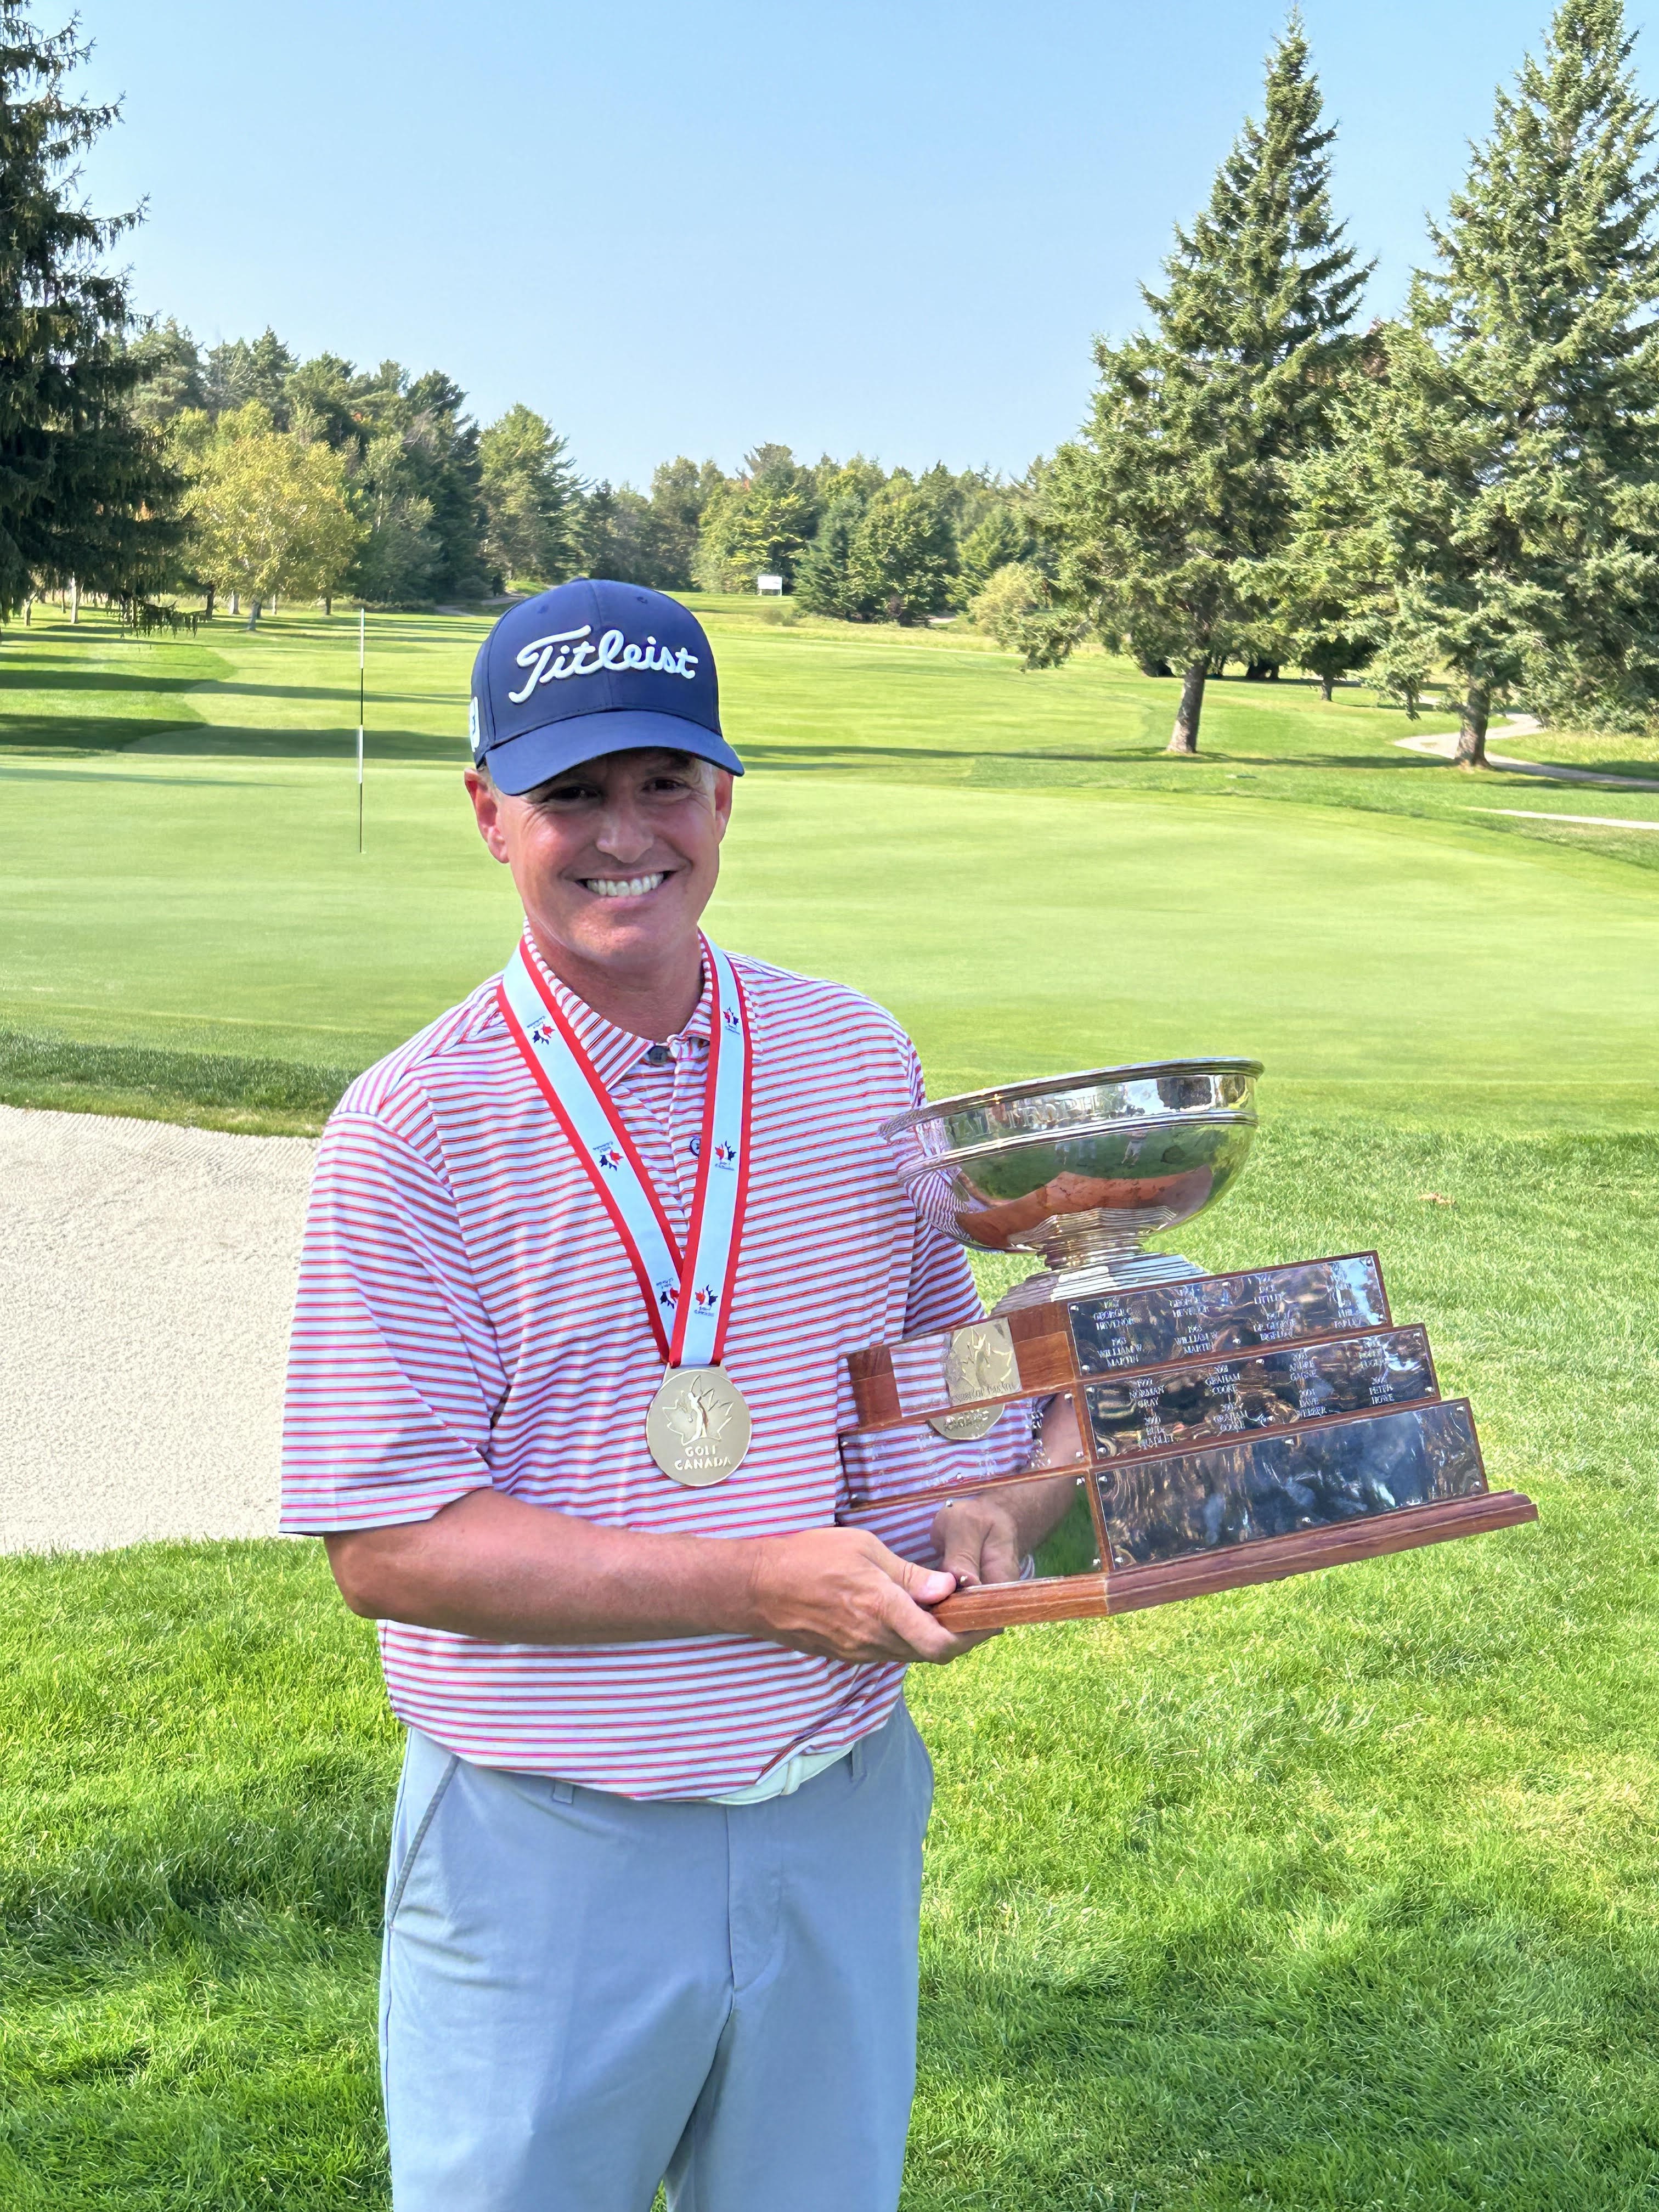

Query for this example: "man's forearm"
[324,1487,986,1667]
[1008,1471,1087,1556]
[327,1488,762,1644]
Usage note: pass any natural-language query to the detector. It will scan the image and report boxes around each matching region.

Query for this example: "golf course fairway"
[2,604,1657,2210]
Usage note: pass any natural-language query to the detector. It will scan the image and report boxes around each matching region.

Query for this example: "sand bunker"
[0,1105,316,1552]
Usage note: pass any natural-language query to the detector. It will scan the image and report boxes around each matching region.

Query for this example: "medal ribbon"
[497,933,753,1367]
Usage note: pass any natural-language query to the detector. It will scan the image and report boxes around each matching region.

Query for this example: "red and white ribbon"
[498,933,753,1368]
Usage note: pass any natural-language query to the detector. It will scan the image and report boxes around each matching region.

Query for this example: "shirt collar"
[523,935,713,1087]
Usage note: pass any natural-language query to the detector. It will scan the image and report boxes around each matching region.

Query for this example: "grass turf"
[1,603,1657,1129]
[3,602,1658,2207]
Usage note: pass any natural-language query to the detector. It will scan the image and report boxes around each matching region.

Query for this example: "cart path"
[0,1105,314,1553]
[1395,716,1659,789]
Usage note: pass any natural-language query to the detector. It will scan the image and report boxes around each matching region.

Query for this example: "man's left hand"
[929,1495,1025,1591]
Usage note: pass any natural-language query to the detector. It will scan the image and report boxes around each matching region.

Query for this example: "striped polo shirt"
[280,940,981,1799]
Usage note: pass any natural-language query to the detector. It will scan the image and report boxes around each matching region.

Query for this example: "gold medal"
[646,1364,752,1487]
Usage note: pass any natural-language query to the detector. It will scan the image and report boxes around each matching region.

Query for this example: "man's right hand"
[741,1527,996,1665]
[327,1490,998,1661]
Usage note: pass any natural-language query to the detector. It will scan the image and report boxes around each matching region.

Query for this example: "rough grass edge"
[0,1029,354,1136]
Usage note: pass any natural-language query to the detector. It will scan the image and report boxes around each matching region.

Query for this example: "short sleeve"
[837,1041,986,1564]
[280,1109,506,1533]
[896,1042,983,1340]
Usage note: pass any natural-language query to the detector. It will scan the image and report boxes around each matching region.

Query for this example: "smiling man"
[280,580,1013,2212]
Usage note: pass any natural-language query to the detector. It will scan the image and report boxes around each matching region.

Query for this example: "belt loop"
[552,1779,575,1805]
[849,1736,866,1785]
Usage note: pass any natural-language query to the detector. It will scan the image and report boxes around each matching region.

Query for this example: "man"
[281,578,1028,2212]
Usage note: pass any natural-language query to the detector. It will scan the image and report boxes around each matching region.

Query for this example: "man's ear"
[464,768,513,865]
[712,769,735,843]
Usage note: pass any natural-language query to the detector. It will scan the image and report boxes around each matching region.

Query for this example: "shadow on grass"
[1520,755,1659,782]
[188,681,461,706]
[0,715,189,754]
[0,668,196,701]
[118,723,469,765]
[911,1934,1659,2208]
[735,740,1445,777]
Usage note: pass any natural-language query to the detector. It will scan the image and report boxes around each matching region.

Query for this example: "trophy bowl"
[882,1059,1263,1306]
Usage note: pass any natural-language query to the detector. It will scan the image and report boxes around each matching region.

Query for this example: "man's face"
[464,747,732,978]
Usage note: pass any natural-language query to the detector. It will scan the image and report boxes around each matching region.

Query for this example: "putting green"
[0,607,1654,1128]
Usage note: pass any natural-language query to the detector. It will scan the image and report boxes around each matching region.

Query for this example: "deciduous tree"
[179,404,362,625]
[694,446,819,590]
[848,482,957,622]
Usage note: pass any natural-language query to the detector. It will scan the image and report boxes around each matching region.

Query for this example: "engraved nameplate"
[1085,1324,1435,1461]
[1069,1254,1389,1379]
[1095,1398,1485,1568]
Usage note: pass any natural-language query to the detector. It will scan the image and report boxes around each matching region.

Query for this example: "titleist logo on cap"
[508,624,699,703]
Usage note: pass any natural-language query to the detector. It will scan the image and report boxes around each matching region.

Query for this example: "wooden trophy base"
[934,1488,1538,1632]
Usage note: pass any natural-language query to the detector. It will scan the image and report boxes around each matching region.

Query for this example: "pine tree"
[1042,14,1367,752]
[793,493,872,617]
[202,329,297,424]
[1301,0,1659,765]
[125,317,205,428]
[479,403,579,588]
[0,5,179,615]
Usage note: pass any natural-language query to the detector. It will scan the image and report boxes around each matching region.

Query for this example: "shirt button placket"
[672,1045,702,1211]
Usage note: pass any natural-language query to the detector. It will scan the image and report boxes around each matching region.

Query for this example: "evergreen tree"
[574,480,667,584]
[344,362,485,599]
[349,428,442,604]
[1042,15,1367,751]
[957,505,1030,603]
[396,369,484,596]
[641,456,726,589]
[202,329,297,424]
[284,353,364,450]
[125,317,205,428]
[479,403,579,586]
[0,5,180,614]
[793,492,874,617]
[1297,0,1659,763]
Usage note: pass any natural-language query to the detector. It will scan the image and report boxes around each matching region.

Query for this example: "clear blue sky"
[75,0,1655,488]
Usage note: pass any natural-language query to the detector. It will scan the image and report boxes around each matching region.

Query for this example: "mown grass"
[0,1030,353,1131]
[5,1120,1656,2208]
[1,606,1657,1128]
[3,601,1658,2206]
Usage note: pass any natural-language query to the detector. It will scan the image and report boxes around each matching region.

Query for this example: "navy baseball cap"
[469,578,743,794]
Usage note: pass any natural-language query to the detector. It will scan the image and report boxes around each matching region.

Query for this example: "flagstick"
[357,607,365,856]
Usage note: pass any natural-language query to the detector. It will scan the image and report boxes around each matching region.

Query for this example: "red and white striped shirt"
[280,943,981,1798]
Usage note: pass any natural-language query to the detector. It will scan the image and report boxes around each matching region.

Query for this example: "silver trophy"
[882,1058,1263,1307]
[844,1054,1535,1628]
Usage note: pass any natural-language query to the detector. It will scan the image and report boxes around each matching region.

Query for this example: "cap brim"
[482,709,744,795]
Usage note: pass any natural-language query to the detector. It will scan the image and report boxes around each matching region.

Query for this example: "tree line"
[126,319,1040,630]
[0,0,1654,768]
[125,330,1040,628]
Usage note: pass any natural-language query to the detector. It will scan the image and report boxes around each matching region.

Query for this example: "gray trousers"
[380,1705,934,2212]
